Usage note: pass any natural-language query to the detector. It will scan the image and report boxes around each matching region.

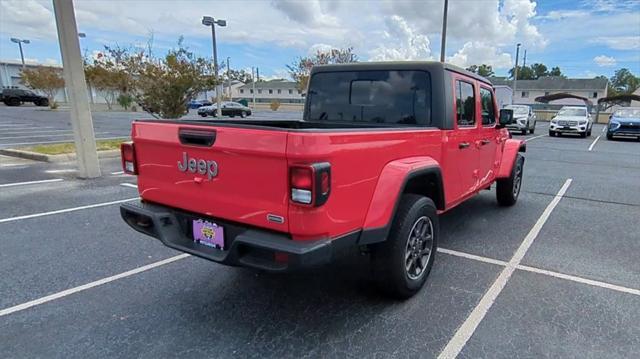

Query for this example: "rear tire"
[371,194,438,299]
[241,111,247,118]
[5,97,20,106]
[496,154,524,206]
[199,113,207,117]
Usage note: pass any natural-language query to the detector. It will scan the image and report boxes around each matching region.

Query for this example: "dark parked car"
[187,99,213,109]
[197,101,252,118]
[1,88,49,106]
[607,107,640,140]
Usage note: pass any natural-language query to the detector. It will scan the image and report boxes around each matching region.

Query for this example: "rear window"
[306,70,431,126]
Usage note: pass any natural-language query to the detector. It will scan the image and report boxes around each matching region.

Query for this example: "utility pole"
[522,49,527,68]
[513,43,521,102]
[226,56,231,100]
[256,67,260,82]
[251,67,256,108]
[53,0,100,178]
[440,0,449,62]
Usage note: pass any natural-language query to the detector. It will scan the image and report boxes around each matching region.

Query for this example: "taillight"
[290,163,331,206]
[121,142,137,175]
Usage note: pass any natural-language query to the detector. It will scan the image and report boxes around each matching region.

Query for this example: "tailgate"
[132,121,289,232]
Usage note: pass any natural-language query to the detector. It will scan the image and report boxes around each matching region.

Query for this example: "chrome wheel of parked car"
[241,111,247,118]
[404,216,434,280]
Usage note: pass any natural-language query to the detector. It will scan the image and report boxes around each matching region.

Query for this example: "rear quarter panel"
[286,129,444,240]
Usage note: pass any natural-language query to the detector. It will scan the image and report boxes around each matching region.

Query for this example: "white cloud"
[370,16,432,61]
[308,43,334,55]
[593,55,616,67]
[592,36,640,50]
[0,0,57,40]
[448,42,512,69]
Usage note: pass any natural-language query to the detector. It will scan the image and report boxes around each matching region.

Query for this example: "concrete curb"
[0,149,120,163]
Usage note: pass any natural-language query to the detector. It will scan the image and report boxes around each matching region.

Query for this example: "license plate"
[562,126,571,130]
[192,219,224,249]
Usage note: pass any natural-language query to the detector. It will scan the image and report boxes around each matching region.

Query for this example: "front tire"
[497,154,524,206]
[240,111,247,118]
[371,194,438,299]
[521,128,527,135]
[549,130,556,137]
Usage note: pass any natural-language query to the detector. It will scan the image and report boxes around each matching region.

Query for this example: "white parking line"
[120,183,137,189]
[437,248,508,266]
[588,135,601,151]
[0,178,63,188]
[602,126,606,133]
[0,254,190,317]
[0,136,127,147]
[110,171,125,175]
[44,169,77,174]
[0,132,110,140]
[0,197,138,224]
[438,178,572,359]
[525,134,547,142]
[1,128,69,134]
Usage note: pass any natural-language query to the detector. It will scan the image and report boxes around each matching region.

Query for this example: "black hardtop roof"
[310,61,492,86]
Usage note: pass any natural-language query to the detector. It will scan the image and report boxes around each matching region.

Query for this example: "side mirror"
[498,109,514,127]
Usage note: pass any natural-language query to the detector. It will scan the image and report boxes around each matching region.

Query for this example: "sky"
[0,0,638,80]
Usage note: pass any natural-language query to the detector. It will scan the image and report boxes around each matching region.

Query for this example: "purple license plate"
[192,219,224,249]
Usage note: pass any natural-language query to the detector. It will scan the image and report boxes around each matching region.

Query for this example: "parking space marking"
[0,178,63,188]
[525,134,547,142]
[1,128,70,135]
[0,254,190,318]
[602,126,606,132]
[439,178,572,359]
[588,135,601,151]
[0,197,138,224]
[0,132,110,140]
[44,169,77,174]
[120,183,138,189]
[437,248,640,297]
[1,136,128,147]
[517,264,640,297]
[111,171,125,175]
[437,248,508,266]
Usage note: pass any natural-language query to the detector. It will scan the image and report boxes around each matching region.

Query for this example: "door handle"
[480,139,491,145]
[459,142,470,149]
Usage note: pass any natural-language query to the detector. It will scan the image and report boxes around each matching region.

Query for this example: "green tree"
[549,66,565,78]
[85,46,133,110]
[20,66,65,108]
[287,47,358,93]
[608,68,640,96]
[466,64,494,77]
[530,63,548,79]
[125,39,219,118]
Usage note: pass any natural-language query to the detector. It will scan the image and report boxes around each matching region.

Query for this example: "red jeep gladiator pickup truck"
[120,62,524,298]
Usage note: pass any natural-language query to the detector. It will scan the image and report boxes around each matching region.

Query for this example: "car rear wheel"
[497,154,524,206]
[240,111,247,118]
[371,194,438,299]
[199,113,208,117]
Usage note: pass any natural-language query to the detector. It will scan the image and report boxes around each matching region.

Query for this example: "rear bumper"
[120,201,359,272]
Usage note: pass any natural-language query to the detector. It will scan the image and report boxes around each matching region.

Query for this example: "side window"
[480,87,496,125]
[456,80,475,127]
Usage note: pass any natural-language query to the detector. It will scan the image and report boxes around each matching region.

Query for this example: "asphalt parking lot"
[0,105,301,149]
[1,109,639,358]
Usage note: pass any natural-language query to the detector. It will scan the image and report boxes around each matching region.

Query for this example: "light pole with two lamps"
[202,16,226,116]
[10,38,30,70]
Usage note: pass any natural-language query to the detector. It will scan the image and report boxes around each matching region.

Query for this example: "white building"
[235,80,304,103]
[490,77,609,109]
[1,60,118,105]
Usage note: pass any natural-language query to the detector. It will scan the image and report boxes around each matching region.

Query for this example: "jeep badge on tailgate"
[177,152,218,179]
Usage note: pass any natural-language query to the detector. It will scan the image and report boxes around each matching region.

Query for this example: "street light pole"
[202,16,226,117]
[52,0,100,178]
[513,43,521,102]
[252,67,256,108]
[10,38,30,70]
[226,56,230,100]
[440,0,449,62]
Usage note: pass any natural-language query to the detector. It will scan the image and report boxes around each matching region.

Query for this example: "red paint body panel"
[497,139,525,178]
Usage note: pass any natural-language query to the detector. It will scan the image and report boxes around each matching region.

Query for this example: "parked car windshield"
[613,108,640,118]
[558,108,586,116]
[306,70,431,127]
[506,106,529,115]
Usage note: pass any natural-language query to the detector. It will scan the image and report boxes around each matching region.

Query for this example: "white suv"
[549,106,593,138]
[504,105,536,135]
